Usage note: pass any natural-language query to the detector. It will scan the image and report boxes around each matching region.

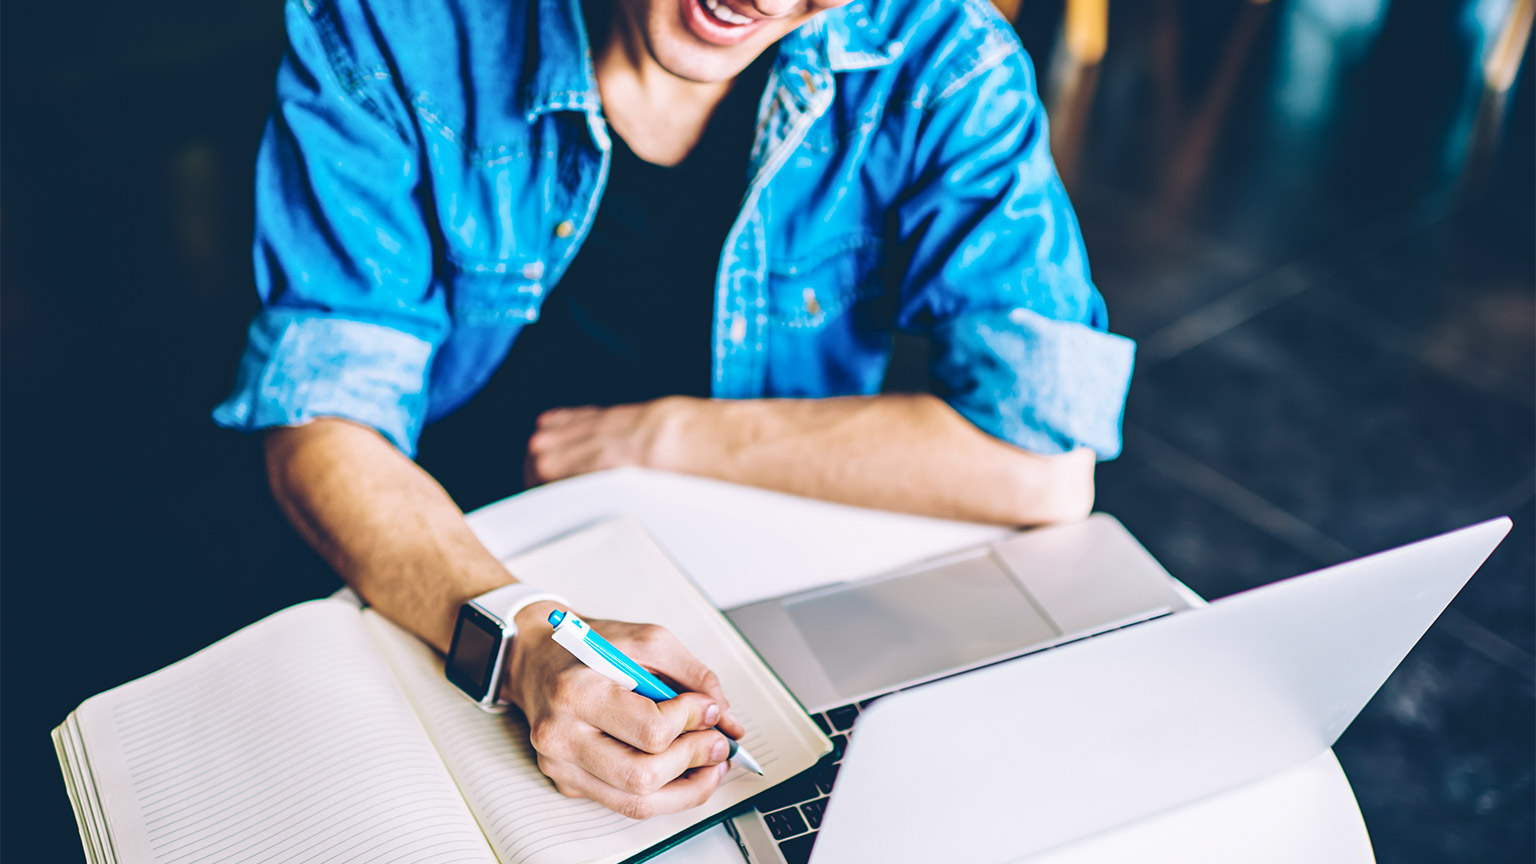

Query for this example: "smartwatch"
[445,584,564,712]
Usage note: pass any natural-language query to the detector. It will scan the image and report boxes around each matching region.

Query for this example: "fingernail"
[712,738,729,762]
[724,709,741,728]
[718,761,730,777]
[704,703,720,726]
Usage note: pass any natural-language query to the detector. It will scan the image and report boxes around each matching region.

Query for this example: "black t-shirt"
[417,55,771,510]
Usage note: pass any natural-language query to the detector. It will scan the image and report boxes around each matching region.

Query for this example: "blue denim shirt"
[214,0,1136,459]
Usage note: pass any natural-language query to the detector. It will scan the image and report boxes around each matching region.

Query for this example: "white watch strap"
[470,583,567,634]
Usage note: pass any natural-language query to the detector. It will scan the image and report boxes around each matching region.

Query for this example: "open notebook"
[53,518,832,864]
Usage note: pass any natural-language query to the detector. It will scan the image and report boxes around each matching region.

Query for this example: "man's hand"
[525,400,683,488]
[503,601,748,819]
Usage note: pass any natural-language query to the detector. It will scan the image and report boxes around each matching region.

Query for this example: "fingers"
[525,408,609,484]
[569,728,733,796]
[523,616,749,819]
[522,450,545,489]
[526,432,601,485]
[619,626,745,739]
[528,669,716,758]
[542,756,730,820]
[584,687,721,753]
[535,406,598,430]
[529,685,734,818]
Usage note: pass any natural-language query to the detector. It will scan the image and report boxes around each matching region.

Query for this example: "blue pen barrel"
[586,628,679,700]
[548,610,679,701]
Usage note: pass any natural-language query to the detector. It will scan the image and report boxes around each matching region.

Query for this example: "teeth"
[702,0,755,26]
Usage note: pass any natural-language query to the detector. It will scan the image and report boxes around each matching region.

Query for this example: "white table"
[465,468,1376,863]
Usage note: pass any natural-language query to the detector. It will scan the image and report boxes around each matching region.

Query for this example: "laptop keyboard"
[750,696,885,864]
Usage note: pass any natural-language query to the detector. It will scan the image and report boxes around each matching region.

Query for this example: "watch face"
[447,605,504,702]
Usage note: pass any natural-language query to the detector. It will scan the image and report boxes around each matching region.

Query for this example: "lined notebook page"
[365,518,829,864]
[74,600,497,864]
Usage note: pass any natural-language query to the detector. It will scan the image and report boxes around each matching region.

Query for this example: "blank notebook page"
[74,600,496,864]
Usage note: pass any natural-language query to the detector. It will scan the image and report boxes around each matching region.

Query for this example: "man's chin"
[641,20,780,84]
[647,44,756,83]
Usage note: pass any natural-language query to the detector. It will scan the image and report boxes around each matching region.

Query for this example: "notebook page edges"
[364,517,830,864]
[67,599,497,864]
[54,714,114,864]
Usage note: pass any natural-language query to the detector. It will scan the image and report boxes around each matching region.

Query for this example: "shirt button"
[554,220,575,238]
[803,288,821,316]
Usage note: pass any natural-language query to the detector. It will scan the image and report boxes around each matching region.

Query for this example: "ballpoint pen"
[547,609,765,775]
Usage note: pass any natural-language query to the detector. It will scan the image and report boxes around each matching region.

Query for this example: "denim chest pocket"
[430,133,560,327]
[446,257,547,325]
[767,235,884,328]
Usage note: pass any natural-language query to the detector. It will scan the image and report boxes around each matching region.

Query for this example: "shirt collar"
[523,0,602,120]
[821,0,907,71]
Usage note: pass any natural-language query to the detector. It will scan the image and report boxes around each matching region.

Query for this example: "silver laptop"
[724,514,1195,863]
[726,515,1511,864]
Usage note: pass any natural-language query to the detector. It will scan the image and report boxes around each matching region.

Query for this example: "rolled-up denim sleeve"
[895,34,1134,459]
[932,308,1134,459]
[213,312,436,454]
[212,0,446,455]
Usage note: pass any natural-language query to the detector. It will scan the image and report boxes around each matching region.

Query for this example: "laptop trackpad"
[784,554,1060,698]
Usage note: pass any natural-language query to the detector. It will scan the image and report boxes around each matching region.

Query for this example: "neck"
[593,1,741,164]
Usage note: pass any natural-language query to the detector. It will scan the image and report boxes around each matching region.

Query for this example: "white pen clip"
[550,614,639,691]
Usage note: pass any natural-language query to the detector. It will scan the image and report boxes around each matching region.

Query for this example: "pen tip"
[732,745,766,776]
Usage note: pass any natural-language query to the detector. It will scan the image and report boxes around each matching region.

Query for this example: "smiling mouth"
[702,0,756,25]
[681,0,771,46]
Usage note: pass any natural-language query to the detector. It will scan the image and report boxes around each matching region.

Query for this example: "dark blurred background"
[3,0,1532,860]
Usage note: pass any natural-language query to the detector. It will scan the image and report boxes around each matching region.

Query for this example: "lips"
[680,0,770,46]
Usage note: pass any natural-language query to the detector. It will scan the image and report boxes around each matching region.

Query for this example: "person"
[214,0,1134,820]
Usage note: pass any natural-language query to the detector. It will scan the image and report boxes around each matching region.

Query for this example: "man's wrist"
[642,396,704,473]
[501,599,568,707]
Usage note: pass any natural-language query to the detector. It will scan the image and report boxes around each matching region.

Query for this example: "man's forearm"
[650,394,1095,525]
[264,418,514,652]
